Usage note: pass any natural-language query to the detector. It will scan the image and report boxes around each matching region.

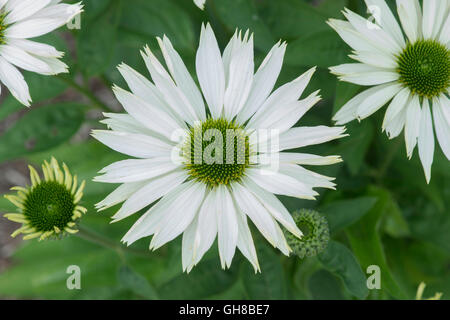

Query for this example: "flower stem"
[57,75,114,112]
[76,225,160,260]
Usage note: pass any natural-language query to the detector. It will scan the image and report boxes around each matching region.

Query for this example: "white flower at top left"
[0,0,83,106]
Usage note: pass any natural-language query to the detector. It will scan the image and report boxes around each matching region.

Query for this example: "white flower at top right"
[329,0,449,183]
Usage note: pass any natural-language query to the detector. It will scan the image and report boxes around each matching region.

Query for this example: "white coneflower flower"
[0,0,83,106]
[93,24,346,272]
[3,158,86,241]
[329,0,449,183]
[193,0,205,10]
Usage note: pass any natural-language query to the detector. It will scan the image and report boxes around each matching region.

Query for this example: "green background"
[0,0,448,300]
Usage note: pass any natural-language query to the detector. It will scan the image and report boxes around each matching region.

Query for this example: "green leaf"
[320,197,377,234]
[118,265,159,299]
[241,243,286,299]
[157,258,239,299]
[77,6,119,77]
[0,103,85,162]
[338,121,375,175]
[285,30,350,68]
[346,186,408,299]
[318,240,368,299]
[308,269,347,300]
[212,0,275,51]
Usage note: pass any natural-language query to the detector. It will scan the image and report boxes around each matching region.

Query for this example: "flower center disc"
[23,181,76,232]
[397,40,450,98]
[183,118,250,187]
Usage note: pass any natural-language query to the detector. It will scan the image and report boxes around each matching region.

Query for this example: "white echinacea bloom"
[0,0,83,106]
[93,24,346,272]
[329,0,449,183]
[194,0,205,10]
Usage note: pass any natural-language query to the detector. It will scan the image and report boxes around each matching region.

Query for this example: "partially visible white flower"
[0,0,83,106]
[194,0,205,10]
[329,0,450,183]
[93,24,346,273]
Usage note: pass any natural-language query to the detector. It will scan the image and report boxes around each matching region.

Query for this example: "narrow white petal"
[278,153,343,166]
[0,44,52,74]
[95,181,149,211]
[438,13,450,44]
[382,87,411,131]
[112,170,187,222]
[422,0,446,39]
[91,130,174,159]
[385,106,407,139]
[94,158,179,183]
[275,126,347,151]
[232,182,290,255]
[418,99,435,183]
[7,39,63,58]
[0,56,31,106]
[149,183,206,250]
[396,0,422,43]
[246,168,318,200]
[100,113,156,135]
[236,42,286,124]
[356,83,402,120]
[364,0,405,47]
[4,0,51,24]
[404,95,421,159]
[196,23,225,118]
[433,96,450,160]
[158,36,206,121]
[234,205,260,273]
[216,185,238,269]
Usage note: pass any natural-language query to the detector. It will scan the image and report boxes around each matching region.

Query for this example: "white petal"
[382,87,411,131]
[333,88,378,125]
[193,0,205,10]
[385,105,407,139]
[438,13,450,44]
[157,36,206,121]
[404,95,421,159]
[234,206,260,273]
[91,130,174,159]
[356,83,402,120]
[112,85,181,140]
[246,167,318,200]
[278,153,343,166]
[95,181,149,211]
[241,177,302,238]
[196,23,225,118]
[112,170,187,222]
[0,44,52,74]
[422,0,446,39]
[418,99,435,183]
[4,0,51,24]
[141,46,198,125]
[122,182,194,245]
[247,67,316,126]
[364,0,405,47]
[236,41,286,124]
[6,39,63,58]
[223,33,254,120]
[349,51,398,69]
[216,185,238,269]
[433,96,450,160]
[0,56,31,106]
[396,0,422,43]
[94,158,179,183]
[274,126,347,151]
[232,182,290,255]
[248,90,321,133]
[100,113,155,135]
[149,183,206,250]
[279,163,337,190]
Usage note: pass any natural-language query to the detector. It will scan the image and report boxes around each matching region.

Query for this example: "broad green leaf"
[0,103,85,162]
[117,265,159,299]
[346,186,408,299]
[212,0,275,51]
[320,197,377,234]
[318,240,368,299]
[241,243,286,299]
[308,269,347,300]
[285,30,350,68]
[77,5,119,77]
[157,258,239,299]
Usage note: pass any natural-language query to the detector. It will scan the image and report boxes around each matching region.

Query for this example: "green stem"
[76,226,160,260]
[57,75,114,112]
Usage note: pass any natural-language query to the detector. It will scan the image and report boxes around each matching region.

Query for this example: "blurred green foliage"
[0,0,448,300]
